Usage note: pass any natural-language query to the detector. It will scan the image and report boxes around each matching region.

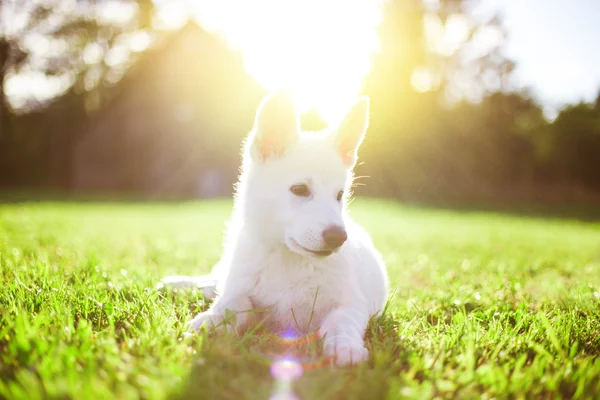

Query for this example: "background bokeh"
[1,0,599,213]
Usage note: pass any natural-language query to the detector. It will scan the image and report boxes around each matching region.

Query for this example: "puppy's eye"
[290,184,311,197]
[337,190,344,202]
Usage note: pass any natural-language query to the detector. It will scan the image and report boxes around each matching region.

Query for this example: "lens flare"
[269,357,303,400]
[269,394,300,400]
[232,326,335,371]
[270,357,304,381]
[278,327,300,343]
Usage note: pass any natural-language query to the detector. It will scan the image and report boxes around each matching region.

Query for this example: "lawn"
[1,199,599,399]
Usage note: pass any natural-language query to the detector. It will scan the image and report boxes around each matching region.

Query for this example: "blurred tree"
[364,0,514,126]
[0,0,160,187]
[0,0,159,118]
[549,102,600,187]
[0,0,49,136]
[358,0,550,204]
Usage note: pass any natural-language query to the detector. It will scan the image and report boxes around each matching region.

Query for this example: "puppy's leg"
[319,307,370,366]
[186,294,254,333]
[157,275,218,300]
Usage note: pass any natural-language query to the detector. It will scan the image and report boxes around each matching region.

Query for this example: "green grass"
[1,199,599,399]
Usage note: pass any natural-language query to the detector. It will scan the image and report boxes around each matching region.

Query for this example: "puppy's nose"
[322,225,347,249]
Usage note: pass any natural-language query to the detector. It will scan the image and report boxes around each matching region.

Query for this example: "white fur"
[160,92,389,366]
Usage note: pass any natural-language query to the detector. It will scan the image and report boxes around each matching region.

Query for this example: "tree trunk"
[0,39,9,139]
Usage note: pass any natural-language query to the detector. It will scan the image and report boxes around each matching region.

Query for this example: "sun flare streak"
[269,357,303,400]
[189,0,384,124]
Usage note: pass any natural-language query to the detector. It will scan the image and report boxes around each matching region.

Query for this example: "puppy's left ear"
[331,97,370,169]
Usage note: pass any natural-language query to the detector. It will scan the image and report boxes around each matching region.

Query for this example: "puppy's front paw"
[185,311,224,332]
[323,339,369,366]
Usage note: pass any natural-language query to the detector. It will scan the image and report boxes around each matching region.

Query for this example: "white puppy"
[162,91,389,366]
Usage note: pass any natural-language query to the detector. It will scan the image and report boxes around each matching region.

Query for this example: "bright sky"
[475,0,600,117]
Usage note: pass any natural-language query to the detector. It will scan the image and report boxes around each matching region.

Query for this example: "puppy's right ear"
[331,97,369,169]
[248,90,300,163]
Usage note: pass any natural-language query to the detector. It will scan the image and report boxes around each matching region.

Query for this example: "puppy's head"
[239,90,369,258]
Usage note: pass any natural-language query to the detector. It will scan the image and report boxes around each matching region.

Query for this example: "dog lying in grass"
[161,91,389,366]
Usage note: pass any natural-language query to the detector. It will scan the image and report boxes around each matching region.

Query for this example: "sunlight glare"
[129,31,153,53]
[5,71,74,107]
[83,43,104,65]
[424,12,470,57]
[154,2,188,31]
[445,14,471,50]
[96,1,137,25]
[411,67,438,93]
[469,25,504,58]
[104,45,130,67]
[190,0,383,124]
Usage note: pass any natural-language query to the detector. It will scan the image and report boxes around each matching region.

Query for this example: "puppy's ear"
[331,97,370,169]
[249,90,300,163]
